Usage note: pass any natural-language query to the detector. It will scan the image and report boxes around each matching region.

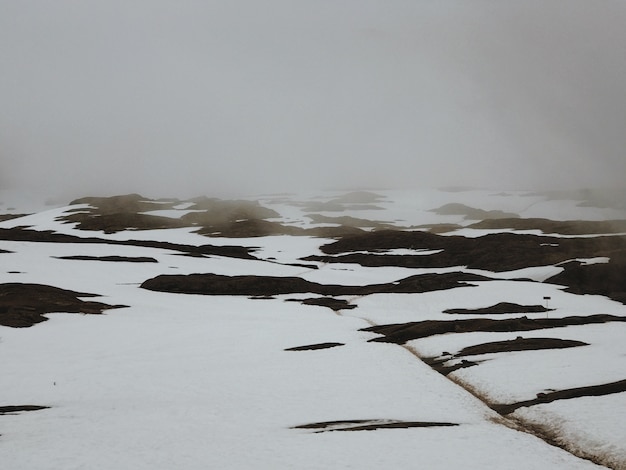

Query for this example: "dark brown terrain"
[0,283,125,327]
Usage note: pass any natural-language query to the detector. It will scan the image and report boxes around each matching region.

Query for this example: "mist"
[1,1,626,200]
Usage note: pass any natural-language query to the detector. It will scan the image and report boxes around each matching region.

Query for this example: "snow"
[2,188,625,469]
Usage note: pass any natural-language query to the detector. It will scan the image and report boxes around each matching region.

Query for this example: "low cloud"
[1,1,625,199]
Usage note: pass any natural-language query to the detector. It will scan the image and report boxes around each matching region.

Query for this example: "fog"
[1,1,626,199]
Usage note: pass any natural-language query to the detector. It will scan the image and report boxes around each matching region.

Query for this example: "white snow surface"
[2,188,625,469]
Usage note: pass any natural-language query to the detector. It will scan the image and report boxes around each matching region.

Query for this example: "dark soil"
[182,197,280,221]
[292,419,458,432]
[62,194,368,238]
[62,194,301,237]
[491,379,626,415]
[303,229,626,304]
[63,194,187,233]
[0,227,256,260]
[420,338,587,375]
[0,405,50,415]
[444,303,551,315]
[55,255,158,263]
[286,297,357,311]
[0,214,30,222]
[310,229,626,271]
[468,218,626,235]
[0,283,126,327]
[140,272,491,297]
[285,342,344,351]
[423,357,480,376]
[70,194,179,213]
[195,219,303,237]
[63,211,188,233]
[419,223,464,234]
[546,254,626,304]
[362,314,626,344]
[456,337,588,356]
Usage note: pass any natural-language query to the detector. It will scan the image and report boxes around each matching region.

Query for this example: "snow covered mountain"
[1,187,625,469]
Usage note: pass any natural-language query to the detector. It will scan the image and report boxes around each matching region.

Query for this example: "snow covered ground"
[1,188,625,469]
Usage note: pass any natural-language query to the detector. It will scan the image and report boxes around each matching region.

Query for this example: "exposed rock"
[140,272,491,297]
[491,379,626,415]
[0,405,50,415]
[285,342,344,351]
[62,212,187,233]
[55,255,158,263]
[305,230,626,283]
[363,314,626,344]
[69,194,178,213]
[0,227,256,260]
[0,214,30,222]
[0,283,126,328]
[546,253,626,304]
[469,218,626,235]
[444,302,551,315]
[455,337,588,356]
[181,198,280,225]
[297,297,357,311]
[292,419,458,432]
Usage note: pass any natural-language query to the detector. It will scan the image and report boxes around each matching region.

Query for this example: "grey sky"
[1,1,625,199]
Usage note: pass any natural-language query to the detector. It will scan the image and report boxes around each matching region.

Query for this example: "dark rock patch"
[456,337,588,357]
[55,255,158,263]
[292,419,458,432]
[195,219,302,237]
[286,297,356,311]
[140,272,491,297]
[423,357,480,376]
[362,314,626,345]
[491,379,626,415]
[70,194,179,213]
[304,230,626,304]
[0,214,30,222]
[182,197,279,221]
[63,212,188,233]
[444,302,551,315]
[0,283,126,328]
[63,194,187,233]
[469,218,626,235]
[285,342,344,351]
[421,223,464,234]
[0,405,50,415]
[64,194,299,237]
[0,227,256,260]
[546,254,626,304]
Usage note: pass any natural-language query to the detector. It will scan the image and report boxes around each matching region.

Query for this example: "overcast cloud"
[1,1,625,199]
